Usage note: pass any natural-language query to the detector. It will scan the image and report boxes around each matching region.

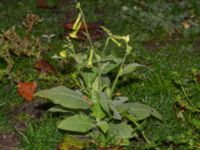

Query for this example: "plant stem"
[102,37,111,55]
[77,3,96,68]
[131,118,151,144]
[78,5,95,52]
[110,53,128,98]
[126,114,160,150]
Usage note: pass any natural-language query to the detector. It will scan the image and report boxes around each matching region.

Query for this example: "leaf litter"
[17,81,37,101]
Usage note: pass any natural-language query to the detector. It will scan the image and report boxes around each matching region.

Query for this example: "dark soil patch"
[144,34,181,52]
[144,40,163,51]
[0,132,20,150]
[7,101,45,131]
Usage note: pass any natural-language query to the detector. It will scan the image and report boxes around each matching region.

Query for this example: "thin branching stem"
[110,53,128,98]
[77,4,95,52]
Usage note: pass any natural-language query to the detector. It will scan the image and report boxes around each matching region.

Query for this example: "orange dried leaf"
[18,81,37,101]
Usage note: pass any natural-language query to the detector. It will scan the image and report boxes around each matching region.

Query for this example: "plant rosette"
[35,2,162,149]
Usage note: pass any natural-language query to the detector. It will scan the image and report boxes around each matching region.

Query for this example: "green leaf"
[58,114,95,133]
[119,63,146,76]
[112,96,129,107]
[101,77,111,96]
[91,89,99,103]
[120,139,130,146]
[108,122,134,140]
[35,86,89,109]
[98,55,122,64]
[92,77,99,93]
[109,97,129,120]
[97,121,109,133]
[74,53,87,65]
[101,76,111,88]
[0,69,7,80]
[81,71,97,89]
[109,103,122,120]
[99,92,110,114]
[91,76,100,103]
[89,130,106,147]
[118,103,162,121]
[59,136,87,150]
[101,62,120,74]
[48,105,69,113]
[92,102,106,121]
[95,55,122,74]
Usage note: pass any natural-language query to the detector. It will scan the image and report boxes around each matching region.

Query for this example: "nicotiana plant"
[35,3,162,149]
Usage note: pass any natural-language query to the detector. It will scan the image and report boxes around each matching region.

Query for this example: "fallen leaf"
[182,21,191,29]
[114,92,121,97]
[34,60,56,75]
[18,81,37,101]
[64,20,105,40]
[36,0,57,9]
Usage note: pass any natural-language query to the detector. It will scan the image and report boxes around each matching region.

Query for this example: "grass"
[18,117,62,150]
[0,0,200,149]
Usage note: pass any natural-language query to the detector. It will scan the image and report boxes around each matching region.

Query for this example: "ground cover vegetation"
[0,0,200,149]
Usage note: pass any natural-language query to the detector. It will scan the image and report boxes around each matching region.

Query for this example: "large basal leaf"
[58,114,95,133]
[109,97,129,120]
[108,122,134,140]
[99,92,110,114]
[109,103,122,120]
[119,63,146,77]
[118,103,162,121]
[112,96,129,108]
[34,86,89,109]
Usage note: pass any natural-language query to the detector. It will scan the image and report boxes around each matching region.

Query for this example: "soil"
[7,100,45,131]
[0,132,20,150]
[0,101,47,149]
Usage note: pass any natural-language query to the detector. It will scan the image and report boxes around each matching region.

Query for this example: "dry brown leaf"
[34,60,56,75]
